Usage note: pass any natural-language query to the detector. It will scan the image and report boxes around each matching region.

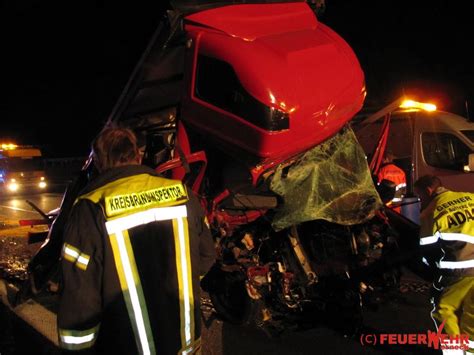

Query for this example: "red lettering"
[427,330,441,349]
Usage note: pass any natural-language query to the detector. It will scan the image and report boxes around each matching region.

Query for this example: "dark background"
[1,0,473,157]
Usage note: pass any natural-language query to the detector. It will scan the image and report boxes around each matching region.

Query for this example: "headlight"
[8,182,19,192]
[39,181,47,189]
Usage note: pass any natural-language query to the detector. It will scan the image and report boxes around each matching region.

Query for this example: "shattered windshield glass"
[270,126,382,231]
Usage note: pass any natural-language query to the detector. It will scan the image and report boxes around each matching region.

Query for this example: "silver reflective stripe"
[105,205,189,355]
[439,232,474,244]
[114,229,151,355]
[106,205,187,234]
[177,217,192,348]
[61,333,95,345]
[420,234,439,245]
[59,325,100,350]
[64,246,80,259]
[439,259,474,269]
[77,255,90,267]
[396,182,406,191]
[422,257,430,266]
[63,243,90,271]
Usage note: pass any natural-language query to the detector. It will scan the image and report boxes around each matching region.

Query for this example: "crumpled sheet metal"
[270,126,382,231]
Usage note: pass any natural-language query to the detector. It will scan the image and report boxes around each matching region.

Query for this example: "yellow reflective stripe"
[63,243,91,271]
[123,229,156,354]
[109,230,155,355]
[63,243,80,262]
[59,324,100,350]
[173,218,186,351]
[182,217,195,349]
[173,216,194,352]
[105,205,189,354]
[180,337,201,355]
[76,254,90,270]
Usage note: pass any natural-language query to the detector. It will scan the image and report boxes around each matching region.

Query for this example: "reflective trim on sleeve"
[63,243,80,263]
[396,182,406,191]
[439,259,474,269]
[59,324,100,350]
[420,234,440,246]
[421,232,474,246]
[76,254,90,270]
[439,232,474,244]
[62,243,91,271]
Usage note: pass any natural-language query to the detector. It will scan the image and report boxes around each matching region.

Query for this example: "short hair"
[384,149,395,162]
[92,126,139,172]
[414,175,442,191]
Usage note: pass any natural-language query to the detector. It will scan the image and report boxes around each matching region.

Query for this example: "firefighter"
[377,150,406,212]
[57,126,215,354]
[377,150,406,195]
[415,175,474,354]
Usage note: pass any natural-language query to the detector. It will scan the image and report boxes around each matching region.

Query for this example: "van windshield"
[461,130,474,144]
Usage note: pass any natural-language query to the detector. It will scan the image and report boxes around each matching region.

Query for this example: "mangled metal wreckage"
[25,0,416,335]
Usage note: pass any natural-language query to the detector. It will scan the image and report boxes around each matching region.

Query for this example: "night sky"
[2,1,473,157]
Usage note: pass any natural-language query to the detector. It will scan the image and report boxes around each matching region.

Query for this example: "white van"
[353,98,474,222]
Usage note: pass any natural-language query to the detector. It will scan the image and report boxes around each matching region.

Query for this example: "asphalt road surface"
[0,192,63,222]
[0,192,443,354]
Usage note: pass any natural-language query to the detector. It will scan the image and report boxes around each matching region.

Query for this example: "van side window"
[194,55,289,131]
[422,132,472,170]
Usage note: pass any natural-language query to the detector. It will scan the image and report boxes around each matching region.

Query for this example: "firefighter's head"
[414,174,443,210]
[92,126,141,173]
[383,149,395,164]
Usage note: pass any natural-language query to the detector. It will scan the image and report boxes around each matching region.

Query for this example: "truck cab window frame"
[194,55,289,131]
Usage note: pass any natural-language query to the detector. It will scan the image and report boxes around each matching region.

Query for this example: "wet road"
[0,192,63,222]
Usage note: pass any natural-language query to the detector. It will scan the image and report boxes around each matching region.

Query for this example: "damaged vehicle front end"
[23,0,418,336]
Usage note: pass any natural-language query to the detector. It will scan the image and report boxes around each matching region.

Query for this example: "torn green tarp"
[270,126,382,231]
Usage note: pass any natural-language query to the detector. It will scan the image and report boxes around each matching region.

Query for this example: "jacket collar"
[81,164,160,195]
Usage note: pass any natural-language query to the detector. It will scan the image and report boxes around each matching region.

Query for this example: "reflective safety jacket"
[419,187,474,276]
[57,165,215,354]
[377,163,406,192]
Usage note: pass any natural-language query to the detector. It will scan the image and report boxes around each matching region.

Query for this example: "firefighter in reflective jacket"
[415,175,474,354]
[57,127,215,354]
[377,150,406,211]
